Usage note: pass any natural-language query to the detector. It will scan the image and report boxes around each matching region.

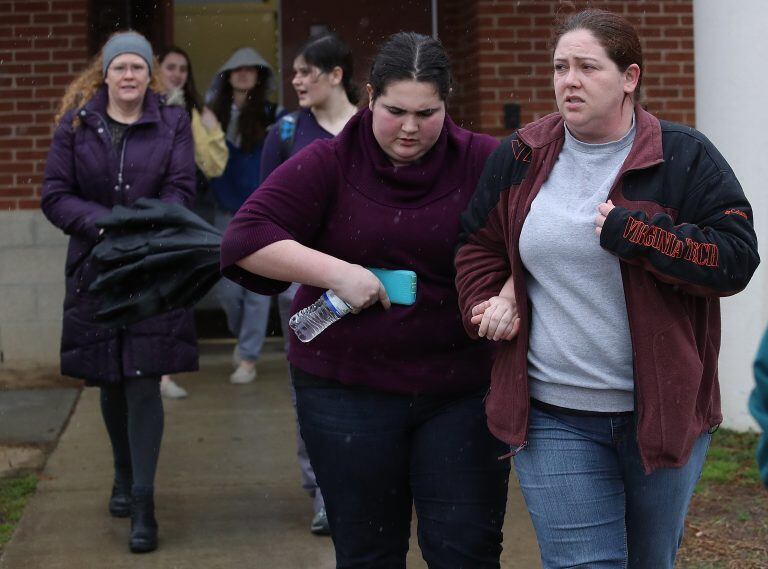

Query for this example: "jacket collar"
[81,85,163,126]
[518,104,664,171]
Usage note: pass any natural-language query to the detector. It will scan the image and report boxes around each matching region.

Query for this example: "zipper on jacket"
[89,109,130,203]
[117,132,129,203]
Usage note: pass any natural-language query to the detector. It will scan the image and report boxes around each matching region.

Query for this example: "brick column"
[0,0,89,211]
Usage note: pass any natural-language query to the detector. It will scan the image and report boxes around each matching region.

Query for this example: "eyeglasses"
[109,63,149,77]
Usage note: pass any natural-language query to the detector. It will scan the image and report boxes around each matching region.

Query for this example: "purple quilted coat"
[41,86,199,384]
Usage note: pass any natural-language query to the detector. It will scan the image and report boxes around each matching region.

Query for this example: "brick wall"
[3,0,695,211]
[0,0,89,212]
[438,0,481,131]
[442,0,695,137]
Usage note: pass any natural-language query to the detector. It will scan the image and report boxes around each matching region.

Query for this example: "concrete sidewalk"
[0,341,540,568]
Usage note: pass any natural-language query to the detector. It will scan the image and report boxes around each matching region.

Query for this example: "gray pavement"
[0,340,540,568]
[0,389,79,445]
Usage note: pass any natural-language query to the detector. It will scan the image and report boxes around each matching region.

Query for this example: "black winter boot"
[108,484,131,518]
[129,495,158,553]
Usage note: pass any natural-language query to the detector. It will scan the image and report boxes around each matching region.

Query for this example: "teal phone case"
[367,268,417,305]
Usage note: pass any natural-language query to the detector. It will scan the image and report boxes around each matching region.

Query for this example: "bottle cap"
[325,290,352,316]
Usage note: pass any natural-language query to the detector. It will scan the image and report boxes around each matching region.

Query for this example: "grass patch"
[0,474,38,552]
[697,429,761,489]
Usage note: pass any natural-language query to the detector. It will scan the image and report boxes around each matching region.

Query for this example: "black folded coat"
[89,198,223,327]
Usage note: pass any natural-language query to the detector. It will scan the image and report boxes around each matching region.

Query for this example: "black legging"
[99,377,164,497]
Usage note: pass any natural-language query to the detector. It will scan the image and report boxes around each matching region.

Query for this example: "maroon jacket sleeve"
[455,139,518,338]
[41,115,111,242]
[219,140,335,294]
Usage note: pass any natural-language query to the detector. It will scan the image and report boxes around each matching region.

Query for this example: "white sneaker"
[160,376,188,398]
[229,365,256,384]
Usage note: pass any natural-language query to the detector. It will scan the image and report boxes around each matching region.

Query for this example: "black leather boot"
[108,484,132,518]
[129,495,158,553]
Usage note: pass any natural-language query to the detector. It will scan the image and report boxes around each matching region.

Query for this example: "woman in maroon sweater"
[220,32,509,568]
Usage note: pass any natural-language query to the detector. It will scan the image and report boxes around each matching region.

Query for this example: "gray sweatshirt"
[519,120,636,412]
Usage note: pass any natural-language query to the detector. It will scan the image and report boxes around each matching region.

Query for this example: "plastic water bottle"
[289,290,352,342]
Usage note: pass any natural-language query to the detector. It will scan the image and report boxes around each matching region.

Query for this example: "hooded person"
[207,47,286,385]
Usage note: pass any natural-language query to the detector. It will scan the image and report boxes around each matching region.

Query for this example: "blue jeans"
[514,404,710,569]
[292,367,510,569]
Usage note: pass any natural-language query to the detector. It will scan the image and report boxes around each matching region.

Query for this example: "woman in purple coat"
[41,31,196,554]
[220,32,510,568]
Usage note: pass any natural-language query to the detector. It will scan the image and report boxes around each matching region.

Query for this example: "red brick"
[646,88,680,98]
[516,28,551,39]
[13,25,52,38]
[15,2,52,12]
[637,26,662,37]
[34,112,54,123]
[0,161,37,172]
[0,38,33,49]
[663,100,695,110]
[0,136,32,150]
[33,37,70,49]
[35,137,55,148]
[662,75,694,87]
[3,14,32,25]
[16,150,48,161]
[497,16,533,27]
[498,65,534,76]
[662,3,693,14]
[50,0,88,8]
[665,27,693,38]
[0,64,30,74]
[646,63,682,74]
[0,188,33,198]
[33,62,68,73]
[646,39,680,50]
[0,200,20,210]
[34,87,67,98]
[14,50,51,62]
[33,13,68,24]
[517,76,550,88]
[0,89,34,100]
[16,76,51,86]
[644,15,680,26]
[642,75,661,87]
[50,25,85,36]
[665,52,694,62]
[507,89,534,100]
[626,3,662,13]
[18,100,54,112]
[18,199,41,209]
